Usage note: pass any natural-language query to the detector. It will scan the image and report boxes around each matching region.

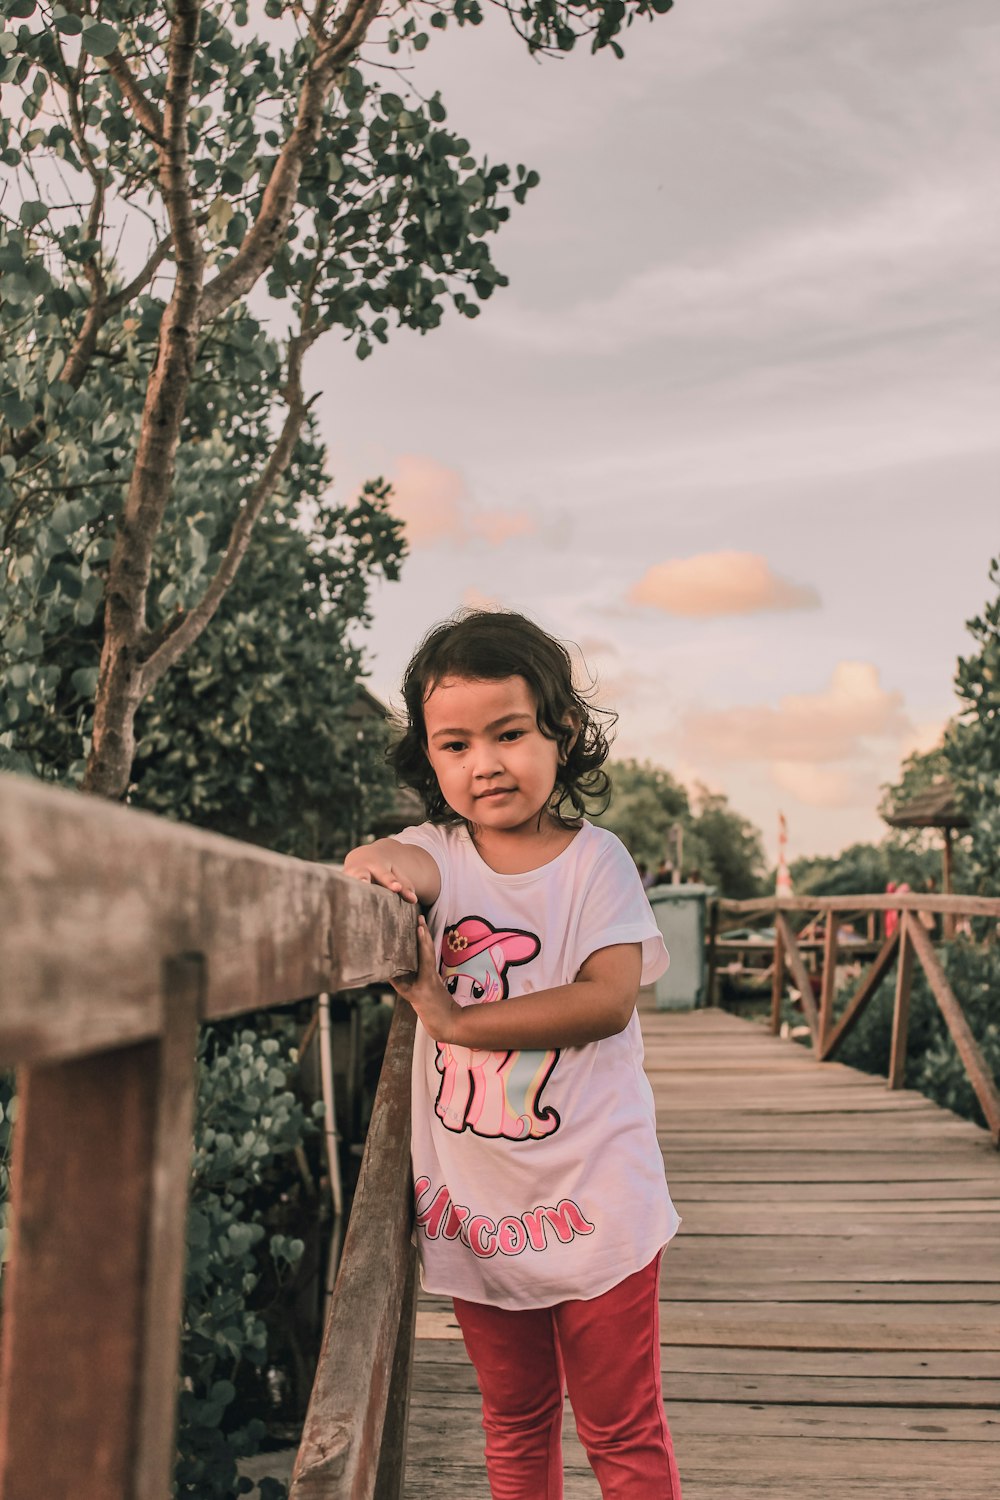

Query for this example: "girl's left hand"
[392,917,461,1043]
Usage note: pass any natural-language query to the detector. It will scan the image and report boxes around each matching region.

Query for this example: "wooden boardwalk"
[405,1005,1000,1499]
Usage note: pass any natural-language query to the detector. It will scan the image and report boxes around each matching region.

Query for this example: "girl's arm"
[395,918,641,1047]
[343,838,441,906]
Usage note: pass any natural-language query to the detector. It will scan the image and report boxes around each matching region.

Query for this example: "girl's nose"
[472,744,505,779]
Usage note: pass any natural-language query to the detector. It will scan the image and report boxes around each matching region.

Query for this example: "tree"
[0,0,675,803]
[686,784,766,899]
[592,757,689,870]
[945,556,1000,889]
[594,760,767,898]
[790,842,892,898]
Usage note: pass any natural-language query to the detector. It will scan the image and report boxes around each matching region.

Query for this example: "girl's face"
[423,675,567,835]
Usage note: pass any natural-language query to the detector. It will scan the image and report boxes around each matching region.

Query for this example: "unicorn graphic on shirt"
[435,916,560,1141]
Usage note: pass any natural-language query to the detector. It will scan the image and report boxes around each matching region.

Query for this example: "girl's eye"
[471,981,485,1000]
[499,730,524,742]
[445,977,459,995]
[443,741,466,754]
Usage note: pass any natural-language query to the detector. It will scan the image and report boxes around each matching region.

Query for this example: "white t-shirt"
[394,819,680,1309]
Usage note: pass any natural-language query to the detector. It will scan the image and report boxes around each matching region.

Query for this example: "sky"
[309,0,1000,863]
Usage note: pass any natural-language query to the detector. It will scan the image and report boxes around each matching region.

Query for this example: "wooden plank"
[666,1178,1000,1203]
[290,1003,416,1499]
[907,915,1000,1145]
[413,1340,1000,1380]
[411,1361,1000,1409]
[414,1299,1000,1350]
[407,1396,1000,1442]
[409,1455,1000,1500]
[0,773,416,1064]
[665,1210,1000,1236]
[819,929,900,1061]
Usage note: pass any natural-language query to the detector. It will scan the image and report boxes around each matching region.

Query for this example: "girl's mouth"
[477,787,515,799]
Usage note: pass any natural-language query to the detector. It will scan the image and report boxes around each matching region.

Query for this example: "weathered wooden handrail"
[707,892,1000,1147]
[719,891,1000,916]
[0,772,418,1500]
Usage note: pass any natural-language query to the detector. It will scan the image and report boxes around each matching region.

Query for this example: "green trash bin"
[647,884,715,1010]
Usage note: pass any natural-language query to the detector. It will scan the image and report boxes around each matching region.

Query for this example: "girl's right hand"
[342,851,419,905]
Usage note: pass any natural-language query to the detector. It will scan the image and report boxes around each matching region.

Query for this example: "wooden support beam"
[888,914,915,1091]
[818,919,839,1057]
[775,913,820,1050]
[290,1002,417,1499]
[0,958,202,1499]
[906,916,1000,1146]
[820,929,900,1063]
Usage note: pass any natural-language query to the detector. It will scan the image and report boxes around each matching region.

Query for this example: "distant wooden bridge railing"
[0,773,418,1500]
[708,892,1000,1146]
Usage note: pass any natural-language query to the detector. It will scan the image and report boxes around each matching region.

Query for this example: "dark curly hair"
[390,610,616,826]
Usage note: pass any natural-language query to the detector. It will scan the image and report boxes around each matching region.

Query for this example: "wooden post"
[942,828,955,940]
[888,914,914,1090]
[0,957,202,1500]
[770,921,785,1035]
[818,918,839,1058]
[290,1003,417,1499]
[704,899,720,1010]
[373,1246,418,1500]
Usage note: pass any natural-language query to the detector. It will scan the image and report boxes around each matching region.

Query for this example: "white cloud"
[770,761,878,811]
[681,662,910,764]
[388,454,539,550]
[629,551,819,618]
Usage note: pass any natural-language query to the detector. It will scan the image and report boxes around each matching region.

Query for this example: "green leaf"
[54,12,83,35]
[70,667,99,698]
[1,394,33,427]
[80,22,120,58]
[18,200,47,229]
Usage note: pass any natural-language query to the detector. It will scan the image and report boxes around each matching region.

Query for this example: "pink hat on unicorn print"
[442,917,539,967]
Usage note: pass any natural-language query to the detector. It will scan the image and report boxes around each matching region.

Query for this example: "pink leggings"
[453,1254,681,1499]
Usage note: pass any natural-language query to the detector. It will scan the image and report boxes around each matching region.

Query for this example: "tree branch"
[200,0,383,324]
[104,50,167,146]
[85,0,206,797]
[138,321,320,693]
[105,232,174,316]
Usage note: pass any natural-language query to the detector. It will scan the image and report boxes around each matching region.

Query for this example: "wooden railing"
[708,892,1000,1147]
[0,773,418,1500]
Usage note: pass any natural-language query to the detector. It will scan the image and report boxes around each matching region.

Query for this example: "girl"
[344,610,682,1500]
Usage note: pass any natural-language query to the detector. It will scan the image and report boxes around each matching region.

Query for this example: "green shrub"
[177,1020,322,1499]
